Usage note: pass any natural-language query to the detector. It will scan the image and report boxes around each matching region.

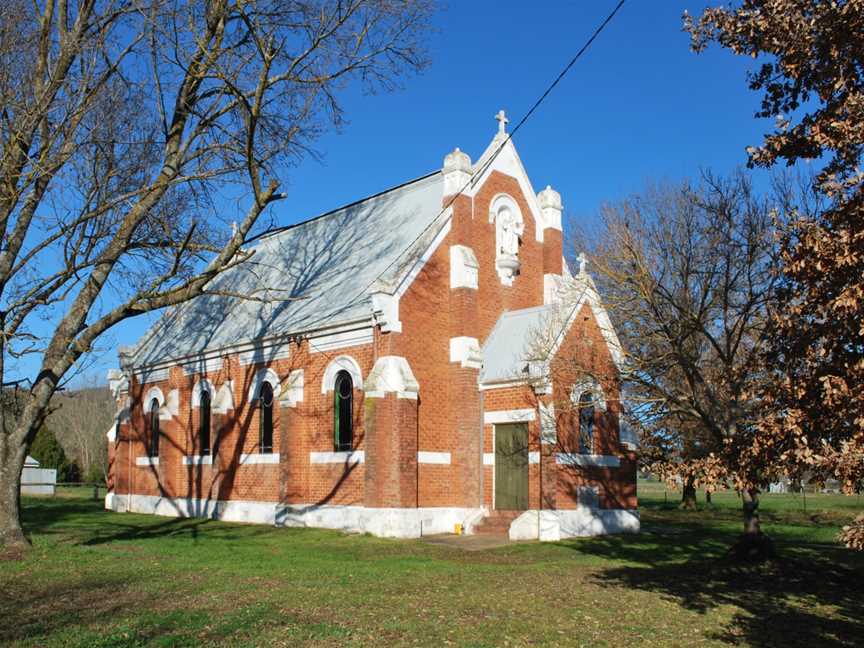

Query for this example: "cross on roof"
[495,109,508,135]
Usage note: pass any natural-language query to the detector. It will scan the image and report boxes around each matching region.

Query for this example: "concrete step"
[472,510,524,536]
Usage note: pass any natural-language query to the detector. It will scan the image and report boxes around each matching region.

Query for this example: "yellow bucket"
[454,523,463,536]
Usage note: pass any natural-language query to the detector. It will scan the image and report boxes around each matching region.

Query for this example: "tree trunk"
[680,476,697,510]
[731,488,774,561]
[705,490,712,505]
[0,445,28,552]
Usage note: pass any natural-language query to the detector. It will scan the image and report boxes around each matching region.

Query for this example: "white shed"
[21,455,57,496]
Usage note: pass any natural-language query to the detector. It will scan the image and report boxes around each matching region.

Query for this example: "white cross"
[495,109,508,135]
[577,253,588,275]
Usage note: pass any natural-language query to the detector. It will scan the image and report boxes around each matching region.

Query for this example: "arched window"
[334,370,353,451]
[148,397,160,457]
[199,388,212,455]
[259,381,274,454]
[578,392,594,454]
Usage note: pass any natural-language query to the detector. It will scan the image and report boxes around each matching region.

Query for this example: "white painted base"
[104,492,483,539]
[105,492,276,524]
[508,507,640,541]
[276,504,481,539]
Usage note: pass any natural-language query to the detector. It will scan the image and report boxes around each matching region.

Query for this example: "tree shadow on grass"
[563,518,864,647]
[0,574,158,644]
[21,495,275,547]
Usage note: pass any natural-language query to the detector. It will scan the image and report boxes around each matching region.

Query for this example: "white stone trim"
[483,452,495,466]
[370,293,402,333]
[478,378,529,391]
[450,244,479,290]
[107,369,129,399]
[106,495,487,540]
[443,147,472,196]
[143,386,173,421]
[182,455,213,466]
[484,408,536,424]
[449,336,482,369]
[248,368,282,401]
[135,456,159,467]
[166,389,179,417]
[191,379,215,408]
[213,381,235,414]
[106,424,118,443]
[544,273,564,305]
[364,356,419,395]
[239,452,280,465]
[309,327,374,353]
[279,369,304,407]
[418,451,451,465]
[321,355,363,394]
[528,451,540,464]
[555,453,621,468]
[539,401,556,444]
[537,185,563,232]
[309,450,365,464]
[144,387,165,412]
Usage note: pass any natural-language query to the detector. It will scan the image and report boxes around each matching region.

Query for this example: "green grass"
[1,485,862,647]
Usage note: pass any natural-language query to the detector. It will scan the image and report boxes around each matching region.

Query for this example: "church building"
[105,113,638,541]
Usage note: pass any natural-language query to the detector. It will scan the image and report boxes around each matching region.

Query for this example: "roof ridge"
[250,170,440,245]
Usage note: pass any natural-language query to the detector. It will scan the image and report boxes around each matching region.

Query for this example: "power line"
[328,0,628,321]
[236,0,627,336]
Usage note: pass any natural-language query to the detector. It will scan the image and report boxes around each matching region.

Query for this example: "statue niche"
[491,196,524,285]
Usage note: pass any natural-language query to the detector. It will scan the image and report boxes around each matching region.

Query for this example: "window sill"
[182,455,213,465]
[239,452,280,465]
[555,453,620,468]
[136,456,159,467]
[309,450,365,464]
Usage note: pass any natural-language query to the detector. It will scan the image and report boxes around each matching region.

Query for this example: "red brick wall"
[109,163,589,514]
[114,338,374,506]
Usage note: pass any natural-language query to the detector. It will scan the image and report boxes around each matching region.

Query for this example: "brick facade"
[107,131,637,537]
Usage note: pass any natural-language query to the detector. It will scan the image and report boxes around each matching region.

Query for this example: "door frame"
[493,422,529,511]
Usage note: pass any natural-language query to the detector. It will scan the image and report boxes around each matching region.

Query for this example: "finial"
[495,109,509,136]
[577,252,588,275]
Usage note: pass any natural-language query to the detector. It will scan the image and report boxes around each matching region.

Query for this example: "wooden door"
[494,423,529,510]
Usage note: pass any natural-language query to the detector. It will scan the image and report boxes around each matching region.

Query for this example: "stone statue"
[498,206,522,257]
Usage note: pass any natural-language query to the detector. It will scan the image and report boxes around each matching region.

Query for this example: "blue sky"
[39,1,776,387]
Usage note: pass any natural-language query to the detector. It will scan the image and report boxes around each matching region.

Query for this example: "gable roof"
[480,304,562,385]
[129,171,445,368]
[479,273,624,386]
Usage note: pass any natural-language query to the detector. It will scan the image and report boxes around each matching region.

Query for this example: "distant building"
[21,456,56,495]
[105,113,638,541]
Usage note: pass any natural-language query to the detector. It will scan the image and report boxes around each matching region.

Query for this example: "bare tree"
[48,382,115,482]
[572,172,783,554]
[0,0,433,551]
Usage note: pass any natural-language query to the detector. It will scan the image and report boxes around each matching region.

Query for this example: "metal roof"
[130,171,444,367]
[480,304,567,385]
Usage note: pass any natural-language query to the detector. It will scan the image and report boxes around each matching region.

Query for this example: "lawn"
[1,484,862,647]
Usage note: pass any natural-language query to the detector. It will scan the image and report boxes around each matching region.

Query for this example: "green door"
[494,423,529,510]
